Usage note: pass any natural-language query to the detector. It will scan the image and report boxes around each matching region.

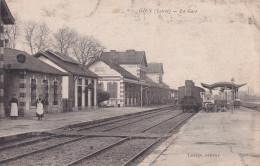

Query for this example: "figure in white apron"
[36,95,44,120]
[9,94,18,120]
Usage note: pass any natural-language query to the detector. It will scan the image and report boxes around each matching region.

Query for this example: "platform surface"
[0,105,171,138]
[139,107,260,166]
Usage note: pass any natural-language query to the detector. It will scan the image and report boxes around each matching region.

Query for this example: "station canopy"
[201,82,246,90]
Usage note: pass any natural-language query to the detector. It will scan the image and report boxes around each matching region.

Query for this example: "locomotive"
[178,80,205,112]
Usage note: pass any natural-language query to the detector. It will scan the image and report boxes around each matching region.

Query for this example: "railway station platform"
[139,107,260,166]
[0,105,172,138]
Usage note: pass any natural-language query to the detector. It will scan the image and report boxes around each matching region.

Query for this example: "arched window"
[53,81,58,105]
[31,79,36,106]
[42,80,49,105]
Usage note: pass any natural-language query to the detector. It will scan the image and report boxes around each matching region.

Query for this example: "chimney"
[110,50,116,56]
[126,49,135,56]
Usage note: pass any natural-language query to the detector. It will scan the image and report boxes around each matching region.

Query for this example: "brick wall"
[4,70,63,117]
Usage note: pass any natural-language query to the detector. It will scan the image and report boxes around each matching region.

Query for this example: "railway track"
[0,107,195,166]
[66,113,194,166]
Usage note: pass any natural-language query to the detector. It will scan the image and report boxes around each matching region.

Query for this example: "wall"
[25,71,63,117]
[4,70,63,117]
[146,73,161,84]
[120,64,140,78]
[89,61,121,77]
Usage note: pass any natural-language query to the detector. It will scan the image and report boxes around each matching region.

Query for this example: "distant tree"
[52,26,78,55]
[24,21,50,55]
[34,22,51,52]
[5,14,21,49]
[72,35,105,67]
[24,21,37,55]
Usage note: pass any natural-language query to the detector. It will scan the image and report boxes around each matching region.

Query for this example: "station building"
[0,0,15,117]
[34,50,99,111]
[88,50,173,107]
[88,50,147,107]
[4,48,66,117]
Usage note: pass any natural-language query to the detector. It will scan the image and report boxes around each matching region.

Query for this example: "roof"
[101,50,147,67]
[50,51,80,64]
[4,48,66,75]
[87,58,138,80]
[161,82,169,88]
[201,82,247,90]
[146,63,164,74]
[144,76,159,87]
[34,51,98,78]
[1,0,15,24]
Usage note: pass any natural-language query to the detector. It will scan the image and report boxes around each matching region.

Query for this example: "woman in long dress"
[36,95,44,120]
[9,94,18,120]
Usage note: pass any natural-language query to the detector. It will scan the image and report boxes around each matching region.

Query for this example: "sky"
[6,0,260,94]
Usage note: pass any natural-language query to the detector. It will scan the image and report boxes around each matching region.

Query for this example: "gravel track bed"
[2,137,123,166]
[106,112,183,134]
[0,136,77,161]
[83,109,178,132]
[74,138,155,166]
[0,136,48,148]
[69,109,172,131]
[142,113,193,134]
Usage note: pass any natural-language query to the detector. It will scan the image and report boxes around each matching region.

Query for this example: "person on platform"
[9,94,19,120]
[36,95,44,120]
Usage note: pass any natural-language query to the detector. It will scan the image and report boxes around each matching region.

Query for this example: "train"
[178,80,205,112]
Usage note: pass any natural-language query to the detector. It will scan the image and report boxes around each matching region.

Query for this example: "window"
[43,80,49,105]
[53,81,58,105]
[107,82,118,98]
[31,79,36,106]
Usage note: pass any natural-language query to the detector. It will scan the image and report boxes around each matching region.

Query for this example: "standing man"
[9,94,18,120]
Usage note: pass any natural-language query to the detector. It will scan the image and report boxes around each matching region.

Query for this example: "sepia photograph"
[0,0,259,165]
